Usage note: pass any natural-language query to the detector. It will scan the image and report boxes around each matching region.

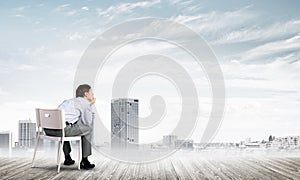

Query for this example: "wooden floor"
[1,155,300,179]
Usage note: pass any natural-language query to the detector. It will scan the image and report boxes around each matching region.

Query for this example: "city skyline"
[1,1,300,144]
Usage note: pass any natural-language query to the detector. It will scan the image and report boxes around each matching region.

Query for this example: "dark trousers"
[44,122,92,158]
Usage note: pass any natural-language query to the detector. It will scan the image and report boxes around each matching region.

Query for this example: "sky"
[1,0,300,145]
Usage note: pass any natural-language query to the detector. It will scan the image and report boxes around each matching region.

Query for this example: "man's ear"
[84,92,88,97]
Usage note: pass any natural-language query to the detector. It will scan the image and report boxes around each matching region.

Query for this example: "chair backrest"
[36,108,66,130]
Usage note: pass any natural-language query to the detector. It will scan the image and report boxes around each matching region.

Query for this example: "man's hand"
[90,97,96,105]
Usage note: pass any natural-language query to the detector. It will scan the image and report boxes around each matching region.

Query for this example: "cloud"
[0,60,38,73]
[53,4,78,16]
[0,88,10,96]
[242,34,300,61]
[54,4,70,11]
[171,5,255,36]
[221,55,300,97]
[168,0,194,6]
[81,6,89,11]
[97,0,160,17]
[65,28,104,41]
[13,5,31,11]
[213,20,300,45]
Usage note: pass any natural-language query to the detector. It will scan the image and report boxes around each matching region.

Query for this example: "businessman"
[44,84,96,169]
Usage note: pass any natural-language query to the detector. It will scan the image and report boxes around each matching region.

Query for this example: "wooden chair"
[32,108,81,173]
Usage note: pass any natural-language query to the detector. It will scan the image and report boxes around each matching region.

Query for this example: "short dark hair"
[76,84,91,98]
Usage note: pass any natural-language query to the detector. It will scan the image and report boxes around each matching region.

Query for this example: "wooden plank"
[264,157,300,176]
[179,157,209,179]
[247,157,298,179]
[136,162,151,180]
[196,157,231,179]
[209,158,248,179]
[0,158,31,179]
[188,157,217,179]
[147,161,161,179]
[161,157,180,180]
[93,159,118,179]
[1,156,300,179]
[217,158,263,179]
[269,157,300,172]
[119,163,139,180]
[170,156,195,180]
[239,158,293,179]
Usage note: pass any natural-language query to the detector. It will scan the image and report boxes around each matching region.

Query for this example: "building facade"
[271,136,300,149]
[0,131,12,151]
[111,98,139,149]
[18,120,36,148]
[175,139,194,150]
[163,135,178,149]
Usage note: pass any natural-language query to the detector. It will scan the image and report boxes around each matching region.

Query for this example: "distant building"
[163,135,178,149]
[0,131,12,150]
[200,142,237,149]
[245,142,260,148]
[271,136,300,149]
[175,139,194,150]
[111,98,139,149]
[18,120,36,148]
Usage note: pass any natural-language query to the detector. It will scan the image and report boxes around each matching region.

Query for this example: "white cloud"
[13,5,31,11]
[54,4,70,11]
[97,0,160,17]
[81,6,89,11]
[65,28,104,41]
[167,0,194,6]
[242,34,300,61]
[213,20,300,45]
[0,88,10,96]
[172,5,255,35]
[53,4,78,16]
[220,55,300,99]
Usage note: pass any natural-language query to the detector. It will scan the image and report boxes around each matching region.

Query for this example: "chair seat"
[40,134,81,141]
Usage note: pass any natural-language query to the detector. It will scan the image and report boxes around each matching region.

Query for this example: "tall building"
[111,98,139,149]
[0,131,12,156]
[18,120,36,148]
[0,131,12,150]
[163,135,178,149]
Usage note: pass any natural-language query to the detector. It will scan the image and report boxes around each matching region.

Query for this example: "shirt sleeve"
[81,105,93,127]
[76,98,93,127]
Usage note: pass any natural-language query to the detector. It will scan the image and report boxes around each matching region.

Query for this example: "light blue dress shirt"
[57,97,93,127]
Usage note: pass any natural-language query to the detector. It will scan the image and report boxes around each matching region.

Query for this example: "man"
[44,84,96,169]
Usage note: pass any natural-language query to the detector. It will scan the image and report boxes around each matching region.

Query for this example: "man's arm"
[82,106,93,127]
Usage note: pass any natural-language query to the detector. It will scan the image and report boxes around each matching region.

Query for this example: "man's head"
[76,84,95,104]
[76,84,91,98]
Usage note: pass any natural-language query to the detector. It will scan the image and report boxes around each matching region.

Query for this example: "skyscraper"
[111,98,139,149]
[0,131,12,150]
[18,120,36,148]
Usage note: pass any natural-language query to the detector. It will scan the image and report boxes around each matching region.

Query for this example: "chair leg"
[57,141,63,173]
[57,141,61,165]
[31,135,40,167]
[78,140,81,170]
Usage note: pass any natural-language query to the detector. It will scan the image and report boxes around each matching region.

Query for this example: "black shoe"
[64,158,75,165]
[80,160,95,169]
